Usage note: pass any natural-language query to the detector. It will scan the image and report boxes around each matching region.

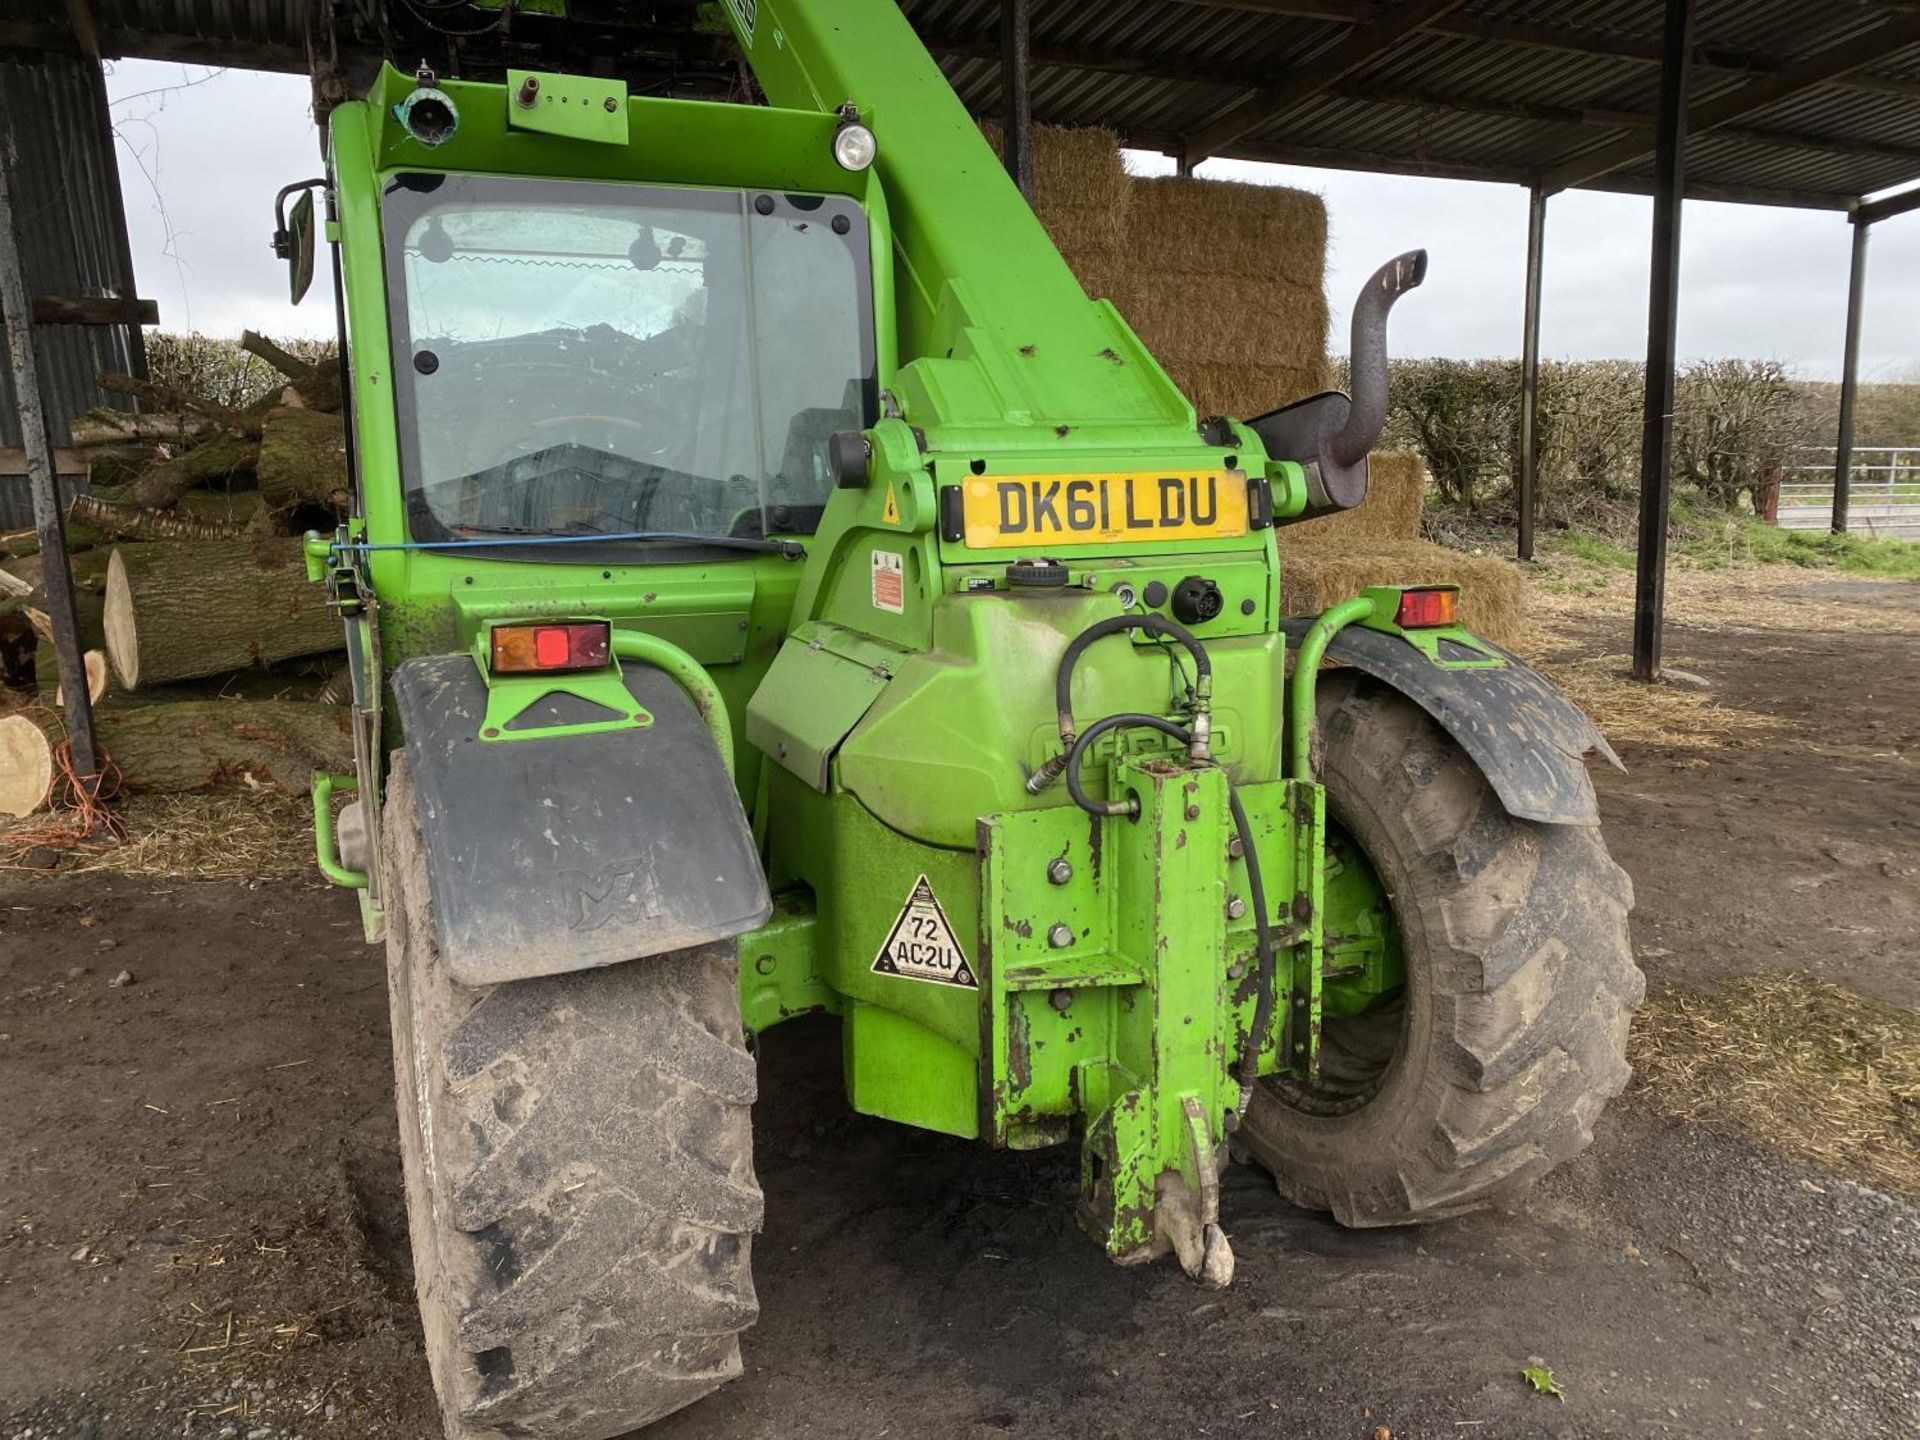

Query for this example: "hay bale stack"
[1099,176,1330,419]
[1285,450,1428,545]
[1278,535,1528,653]
[980,123,1133,285]
[978,132,1330,420]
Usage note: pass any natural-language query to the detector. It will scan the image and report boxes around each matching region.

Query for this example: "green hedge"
[144,332,338,411]
[1333,356,1918,524]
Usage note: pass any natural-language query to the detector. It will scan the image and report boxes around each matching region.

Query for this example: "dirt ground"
[4,574,1918,1440]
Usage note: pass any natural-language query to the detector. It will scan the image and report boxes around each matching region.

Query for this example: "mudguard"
[1281,619,1623,827]
[390,655,771,987]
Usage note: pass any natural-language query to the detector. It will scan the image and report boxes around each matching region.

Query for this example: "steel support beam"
[1631,0,1694,684]
[1517,186,1547,562]
[1853,184,1920,226]
[1833,217,1871,536]
[1000,0,1035,205]
[0,89,99,783]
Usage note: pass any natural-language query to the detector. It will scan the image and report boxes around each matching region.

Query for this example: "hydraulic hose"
[1064,712,1191,818]
[1053,612,1212,724]
[1228,787,1278,1107]
[1030,612,1214,795]
[1051,620,1280,1115]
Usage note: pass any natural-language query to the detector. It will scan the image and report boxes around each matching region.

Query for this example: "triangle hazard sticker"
[882,482,900,525]
[870,874,977,989]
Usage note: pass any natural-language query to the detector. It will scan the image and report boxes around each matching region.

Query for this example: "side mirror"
[271,179,325,306]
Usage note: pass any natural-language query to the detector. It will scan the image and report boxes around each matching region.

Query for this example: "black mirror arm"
[271,177,328,259]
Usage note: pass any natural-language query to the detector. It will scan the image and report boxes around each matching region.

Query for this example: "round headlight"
[833,122,877,172]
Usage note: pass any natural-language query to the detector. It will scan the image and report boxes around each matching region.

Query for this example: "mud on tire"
[1237,672,1643,1226]
[383,758,762,1440]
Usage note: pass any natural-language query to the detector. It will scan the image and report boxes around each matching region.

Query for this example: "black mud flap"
[1282,620,1623,827]
[391,655,771,987]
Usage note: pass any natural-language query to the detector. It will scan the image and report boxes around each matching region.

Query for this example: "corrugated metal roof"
[904,0,1920,210]
[0,53,137,451]
[0,0,1915,214]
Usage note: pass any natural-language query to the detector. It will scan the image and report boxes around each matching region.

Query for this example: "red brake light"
[534,628,569,668]
[1395,587,1457,629]
[490,621,613,674]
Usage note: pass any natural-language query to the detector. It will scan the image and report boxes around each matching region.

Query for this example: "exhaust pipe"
[1247,248,1427,520]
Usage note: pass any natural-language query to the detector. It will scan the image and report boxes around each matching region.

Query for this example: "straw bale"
[1102,272,1329,371]
[980,122,1133,272]
[975,130,1334,417]
[1278,535,1527,652]
[1150,360,1329,424]
[1127,176,1328,288]
[1112,175,1330,414]
[1284,450,1427,545]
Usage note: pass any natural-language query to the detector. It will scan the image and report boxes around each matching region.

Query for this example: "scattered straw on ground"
[67,788,315,880]
[1530,557,1920,639]
[1529,653,1784,749]
[1631,975,1920,1198]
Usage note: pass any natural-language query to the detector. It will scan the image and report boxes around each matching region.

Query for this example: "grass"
[1680,515,1920,578]
[1631,975,1920,1198]
[1553,532,1637,570]
[1537,504,1920,579]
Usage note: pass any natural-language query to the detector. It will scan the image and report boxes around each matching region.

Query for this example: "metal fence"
[1777,446,1920,539]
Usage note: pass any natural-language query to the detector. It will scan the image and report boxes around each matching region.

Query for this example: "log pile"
[0,334,354,818]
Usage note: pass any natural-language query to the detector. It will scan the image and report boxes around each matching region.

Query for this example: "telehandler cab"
[291,2,1640,1433]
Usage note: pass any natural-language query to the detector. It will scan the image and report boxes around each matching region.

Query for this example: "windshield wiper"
[362,525,806,560]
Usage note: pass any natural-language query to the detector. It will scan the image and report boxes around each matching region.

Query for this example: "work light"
[833,120,877,172]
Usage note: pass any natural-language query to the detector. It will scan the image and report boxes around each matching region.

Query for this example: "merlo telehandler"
[286,2,1641,1434]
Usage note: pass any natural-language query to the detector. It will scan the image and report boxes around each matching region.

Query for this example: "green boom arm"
[719,0,1202,449]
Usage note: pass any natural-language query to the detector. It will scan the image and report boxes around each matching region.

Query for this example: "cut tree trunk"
[103,539,341,689]
[129,432,260,510]
[70,410,210,446]
[0,698,353,813]
[96,371,259,438]
[241,333,341,413]
[69,494,249,543]
[52,651,109,707]
[0,712,54,816]
[257,407,349,517]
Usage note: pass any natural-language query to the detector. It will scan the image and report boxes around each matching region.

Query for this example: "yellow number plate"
[959,471,1248,549]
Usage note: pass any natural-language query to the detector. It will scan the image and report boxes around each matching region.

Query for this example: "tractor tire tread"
[1239,673,1640,1228]
[385,757,759,1440]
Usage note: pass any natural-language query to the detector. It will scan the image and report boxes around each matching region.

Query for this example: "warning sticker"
[871,549,904,613]
[882,482,901,525]
[871,874,977,988]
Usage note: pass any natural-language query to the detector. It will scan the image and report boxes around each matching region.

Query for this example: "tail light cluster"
[1394,587,1458,629]
[489,621,612,675]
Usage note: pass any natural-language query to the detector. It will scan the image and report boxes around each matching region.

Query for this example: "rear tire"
[1237,673,1642,1225]
[383,757,762,1440]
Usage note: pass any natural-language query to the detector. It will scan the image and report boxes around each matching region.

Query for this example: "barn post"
[1631,0,1696,683]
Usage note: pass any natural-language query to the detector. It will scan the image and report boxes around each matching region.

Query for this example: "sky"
[105,60,1920,384]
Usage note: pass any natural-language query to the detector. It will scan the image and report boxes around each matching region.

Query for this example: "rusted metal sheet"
[0,53,140,450]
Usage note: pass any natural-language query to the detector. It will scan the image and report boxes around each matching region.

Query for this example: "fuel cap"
[1006,558,1070,587]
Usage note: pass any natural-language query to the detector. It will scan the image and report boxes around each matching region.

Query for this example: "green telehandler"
[287,2,1640,1433]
